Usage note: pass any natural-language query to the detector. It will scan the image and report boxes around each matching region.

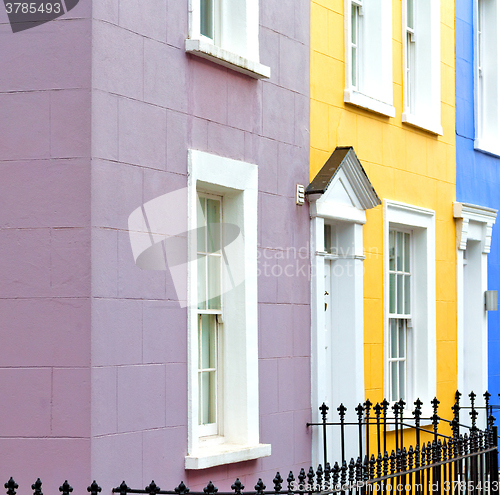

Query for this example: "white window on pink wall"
[185,150,271,470]
[185,0,271,79]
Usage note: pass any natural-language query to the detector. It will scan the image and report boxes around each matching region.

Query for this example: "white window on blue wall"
[344,0,395,117]
[474,0,500,156]
[402,0,442,135]
[185,0,270,79]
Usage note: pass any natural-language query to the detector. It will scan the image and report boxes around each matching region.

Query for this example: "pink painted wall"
[0,0,311,491]
[0,0,92,492]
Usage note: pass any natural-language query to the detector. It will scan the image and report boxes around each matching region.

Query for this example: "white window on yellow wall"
[474,0,500,156]
[344,0,395,117]
[197,194,223,437]
[388,229,412,403]
[185,0,270,79]
[384,200,436,417]
[402,0,442,135]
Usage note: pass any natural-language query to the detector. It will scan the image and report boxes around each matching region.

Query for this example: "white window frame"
[387,228,413,404]
[196,193,224,437]
[344,0,395,118]
[402,0,442,135]
[473,0,500,156]
[384,200,436,416]
[186,149,271,470]
[185,0,270,79]
[454,202,497,422]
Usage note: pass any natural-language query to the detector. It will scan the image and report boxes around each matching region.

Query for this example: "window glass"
[200,0,214,39]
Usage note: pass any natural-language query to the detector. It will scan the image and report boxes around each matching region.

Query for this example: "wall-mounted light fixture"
[296,184,305,205]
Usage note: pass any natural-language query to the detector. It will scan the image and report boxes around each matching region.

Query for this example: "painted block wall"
[0,0,311,492]
[310,0,457,421]
[455,0,500,412]
[0,0,93,491]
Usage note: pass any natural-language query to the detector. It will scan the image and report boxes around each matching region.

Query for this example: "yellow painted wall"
[311,0,457,437]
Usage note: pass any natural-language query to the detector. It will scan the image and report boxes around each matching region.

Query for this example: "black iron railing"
[2,393,499,495]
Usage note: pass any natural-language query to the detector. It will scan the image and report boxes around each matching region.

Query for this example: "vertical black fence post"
[398,399,406,451]
[484,391,491,430]
[453,391,461,438]
[382,399,389,454]
[392,402,400,454]
[356,403,364,463]
[374,403,382,456]
[320,403,329,468]
[339,404,347,465]
[491,425,499,494]
[414,398,422,448]
[431,397,440,444]
[470,391,478,432]
[365,399,372,460]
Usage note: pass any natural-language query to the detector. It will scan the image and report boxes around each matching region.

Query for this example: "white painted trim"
[383,200,436,411]
[344,0,394,115]
[402,113,443,136]
[473,0,500,150]
[454,202,497,414]
[185,39,271,79]
[344,89,396,118]
[186,150,270,468]
[453,202,497,254]
[185,443,272,470]
[474,139,500,158]
[402,0,441,133]
[186,0,270,79]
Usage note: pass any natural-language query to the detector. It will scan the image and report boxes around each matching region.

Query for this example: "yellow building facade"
[309,0,457,455]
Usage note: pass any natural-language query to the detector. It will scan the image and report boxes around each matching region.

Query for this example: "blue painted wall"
[456,0,500,412]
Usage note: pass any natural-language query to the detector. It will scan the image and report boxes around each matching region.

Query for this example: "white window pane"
[407,0,414,30]
[200,314,216,369]
[206,198,220,253]
[397,274,403,314]
[404,275,411,314]
[396,231,403,271]
[197,197,206,252]
[352,48,357,87]
[324,224,332,253]
[389,273,396,313]
[198,254,207,310]
[399,361,406,401]
[389,230,395,270]
[207,255,221,310]
[404,233,410,272]
[390,319,397,358]
[351,4,357,44]
[391,362,398,402]
[398,319,405,358]
[200,0,214,39]
[200,371,216,425]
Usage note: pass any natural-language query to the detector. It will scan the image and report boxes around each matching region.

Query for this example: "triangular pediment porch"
[306,146,381,223]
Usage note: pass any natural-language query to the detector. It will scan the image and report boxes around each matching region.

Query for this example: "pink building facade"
[0,0,311,492]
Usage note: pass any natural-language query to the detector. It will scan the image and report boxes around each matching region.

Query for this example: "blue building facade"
[456,0,500,416]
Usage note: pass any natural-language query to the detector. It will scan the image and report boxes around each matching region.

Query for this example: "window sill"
[185,441,272,470]
[402,113,443,136]
[185,38,271,80]
[344,89,396,118]
[474,139,500,158]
